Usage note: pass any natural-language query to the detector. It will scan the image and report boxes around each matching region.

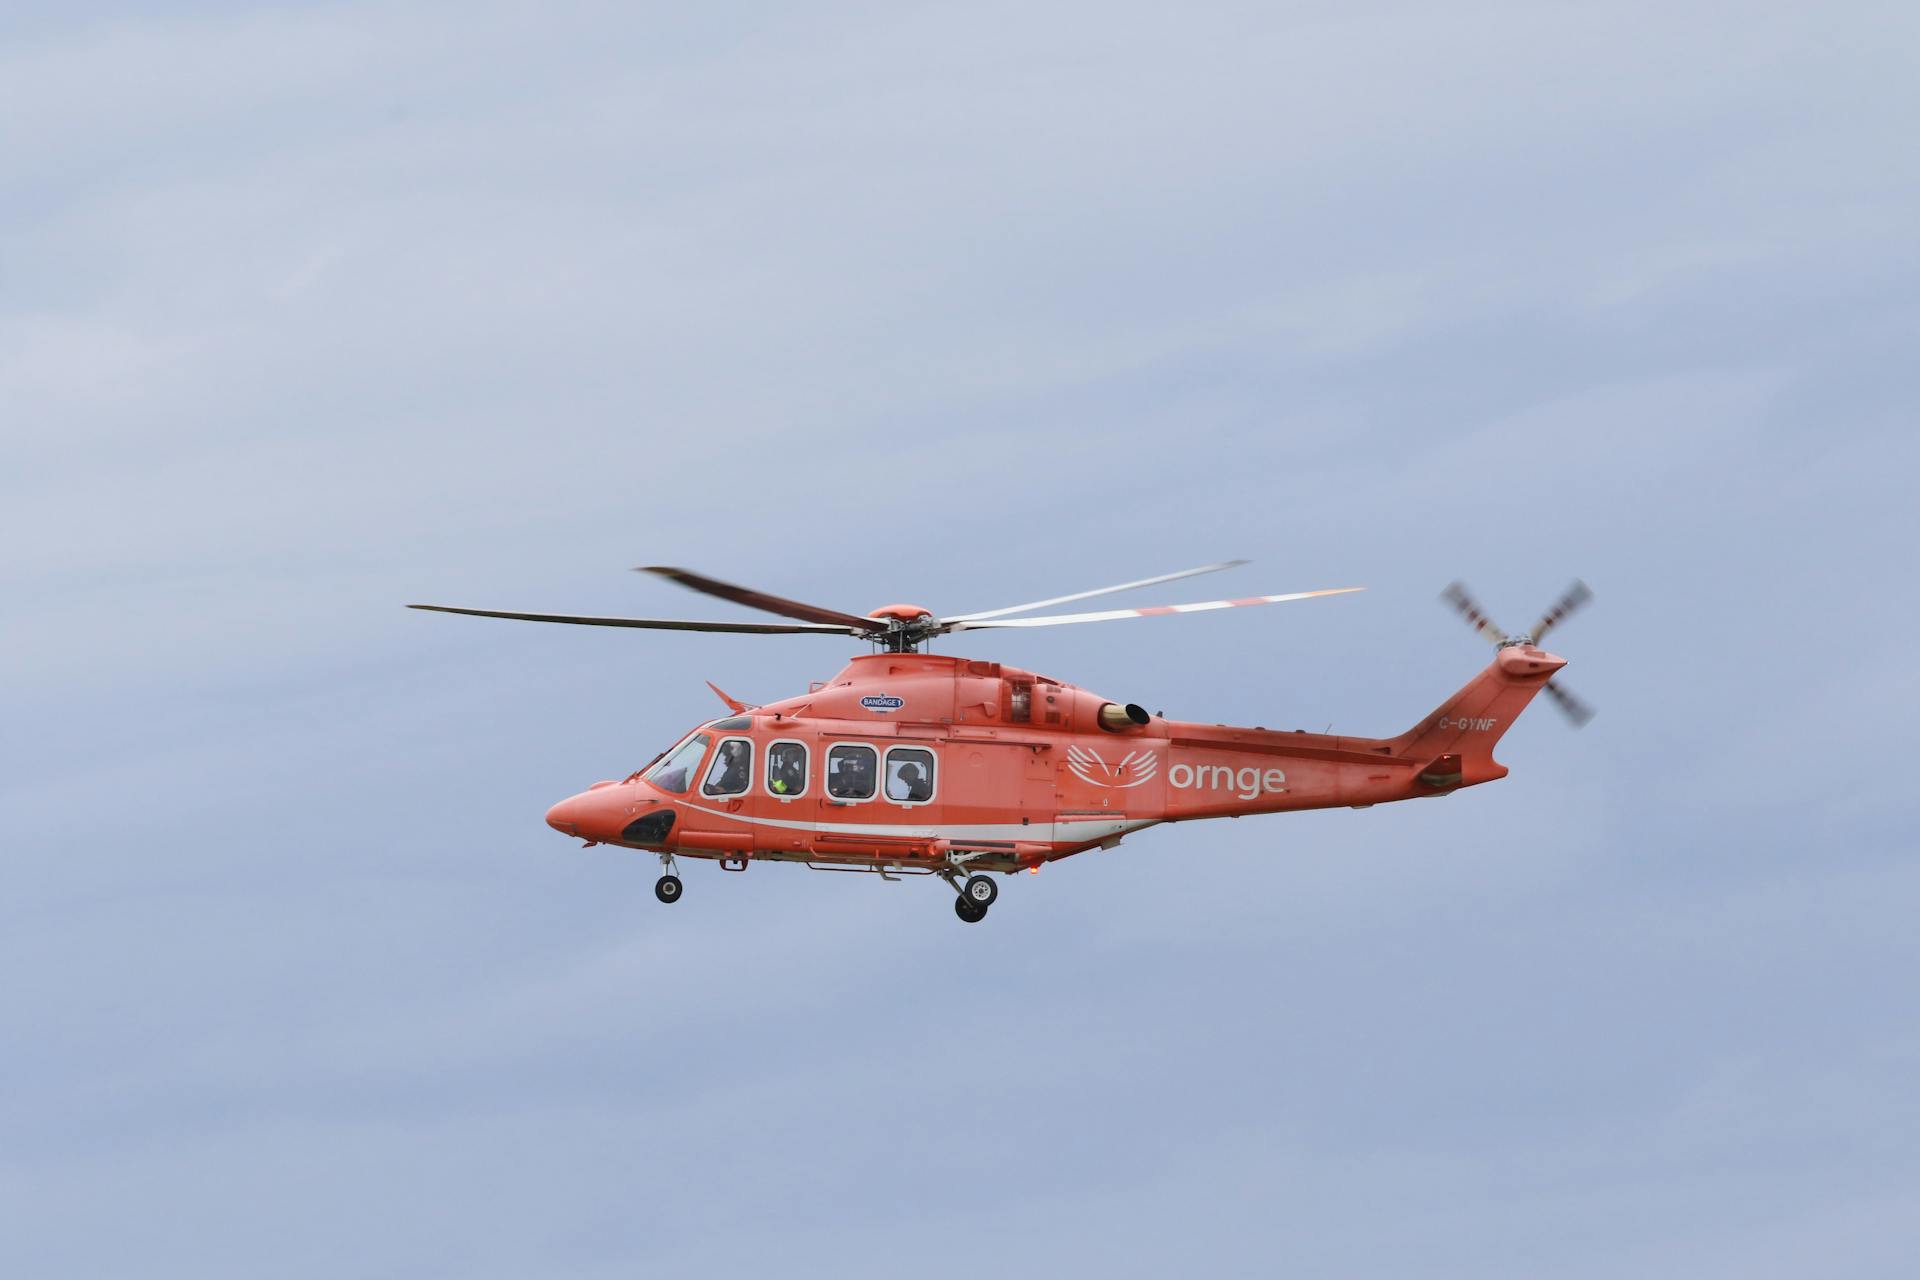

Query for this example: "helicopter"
[411,564,1591,923]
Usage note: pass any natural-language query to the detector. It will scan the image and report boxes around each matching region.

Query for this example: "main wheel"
[962,874,998,908]
[654,874,683,904]
[954,896,987,924]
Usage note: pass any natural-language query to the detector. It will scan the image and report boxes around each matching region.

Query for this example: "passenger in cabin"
[891,761,931,803]
[770,746,805,795]
[829,749,874,799]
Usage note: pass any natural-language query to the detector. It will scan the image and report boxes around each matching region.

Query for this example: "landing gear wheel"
[962,874,998,908]
[954,896,987,924]
[654,874,683,904]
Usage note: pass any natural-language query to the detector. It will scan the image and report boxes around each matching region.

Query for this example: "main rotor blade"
[948,586,1362,630]
[1440,581,1507,647]
[1531,579,1593,644]
[637,566,881,632]
[1541,678,1595,727]
[408,605,862,635]
[942,559,1251,624]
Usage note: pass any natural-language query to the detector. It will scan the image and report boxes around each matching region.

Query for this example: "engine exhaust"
[1097,702,1151,732]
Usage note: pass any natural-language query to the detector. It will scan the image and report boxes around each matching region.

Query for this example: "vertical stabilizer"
[1391,646,1567,787]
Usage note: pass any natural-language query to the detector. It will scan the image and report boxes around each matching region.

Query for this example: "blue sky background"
[4,2,1918,1275]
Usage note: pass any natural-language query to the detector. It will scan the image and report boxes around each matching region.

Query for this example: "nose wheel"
[954,895,987,924]
[655,874,682,904]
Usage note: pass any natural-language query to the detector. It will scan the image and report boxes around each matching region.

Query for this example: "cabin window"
[701,737,753,796]
[642,732,710,796]
[766,741,807,797]
[826,744,877,800]
[884,747,936,804]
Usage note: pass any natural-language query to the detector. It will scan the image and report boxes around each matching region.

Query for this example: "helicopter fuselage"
[543,647,1565,875]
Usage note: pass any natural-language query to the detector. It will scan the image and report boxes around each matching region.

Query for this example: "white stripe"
[673,798,1154,845]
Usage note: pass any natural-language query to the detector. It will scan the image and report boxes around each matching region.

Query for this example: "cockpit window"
[709,716,752,731]
[642,733,710,796]
[702,737,753,797]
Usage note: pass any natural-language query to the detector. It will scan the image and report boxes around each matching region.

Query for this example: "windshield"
[641,732,711,796]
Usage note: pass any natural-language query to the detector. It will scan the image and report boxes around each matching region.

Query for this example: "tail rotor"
[1439,580,1509,647]
[1440,579,1595,728]
[1538,676,1596,728]
[1530,579,1594,645]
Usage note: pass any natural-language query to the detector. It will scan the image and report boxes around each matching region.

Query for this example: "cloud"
[3,2,1918,1276]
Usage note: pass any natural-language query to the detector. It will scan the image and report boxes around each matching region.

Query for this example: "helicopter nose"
[546,784,630,841]
[545,795,582,835]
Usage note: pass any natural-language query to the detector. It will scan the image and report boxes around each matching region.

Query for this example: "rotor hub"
[866,603,934,622]
[863,604,937,651]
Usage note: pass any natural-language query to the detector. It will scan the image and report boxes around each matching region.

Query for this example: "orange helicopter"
[412,565,1591,923]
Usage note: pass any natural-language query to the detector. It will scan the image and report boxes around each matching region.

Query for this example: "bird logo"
[1066,745,1159,790]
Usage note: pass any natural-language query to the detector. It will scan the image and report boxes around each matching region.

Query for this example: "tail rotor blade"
[1541,678,1595,727]
[1532,580,1593,644]
[1440,581,1507,647]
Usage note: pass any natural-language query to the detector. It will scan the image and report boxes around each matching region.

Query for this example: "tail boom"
[1149,646,1567,821]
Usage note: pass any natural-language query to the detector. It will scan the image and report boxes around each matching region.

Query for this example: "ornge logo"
[1066,745,1159,790]
[1168,762,1288,800]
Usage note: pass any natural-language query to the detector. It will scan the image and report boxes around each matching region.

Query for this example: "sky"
[4,1,1918,1275]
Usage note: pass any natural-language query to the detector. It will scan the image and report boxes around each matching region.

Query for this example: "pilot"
[711,741,750,793]
[893,761,931,803]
